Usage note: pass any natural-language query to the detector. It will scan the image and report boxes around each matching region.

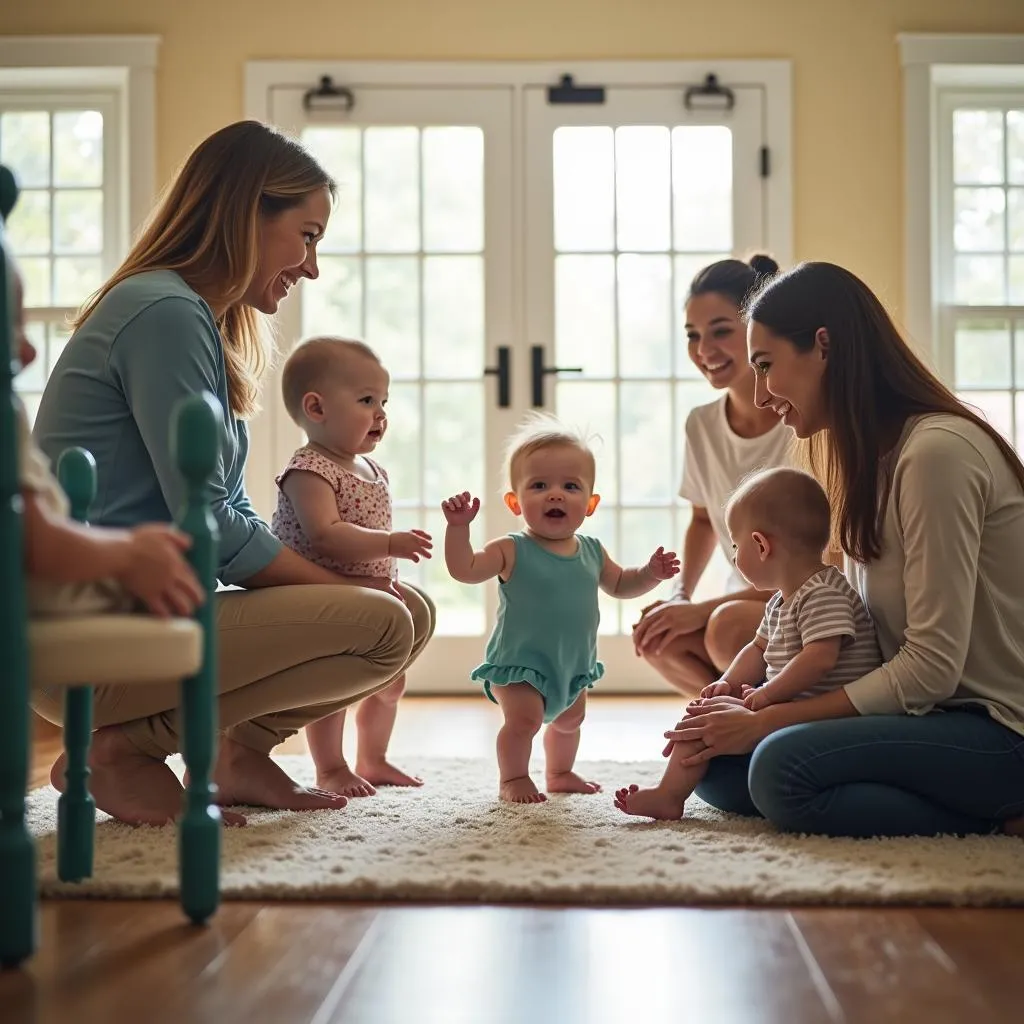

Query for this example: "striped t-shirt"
[756,566,882,696]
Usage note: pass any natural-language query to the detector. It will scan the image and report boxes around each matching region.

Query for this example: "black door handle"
[531,345,582,407]
[483,345,511,408]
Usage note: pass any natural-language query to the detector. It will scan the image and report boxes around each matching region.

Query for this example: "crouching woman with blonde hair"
[33,121,423,827]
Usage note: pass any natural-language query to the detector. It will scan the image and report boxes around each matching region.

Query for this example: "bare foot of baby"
[547,770,601,795]
[613,783,686,821]
[315,764,377,799]
[499,775,547,804]
[355,760,424,788]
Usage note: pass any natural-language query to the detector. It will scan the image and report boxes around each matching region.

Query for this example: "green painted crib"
[0,163,224,968]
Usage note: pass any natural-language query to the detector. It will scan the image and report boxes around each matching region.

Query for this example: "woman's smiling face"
[747,320,829,438]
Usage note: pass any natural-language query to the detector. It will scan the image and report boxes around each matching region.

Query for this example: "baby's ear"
[586,494,601,516]
[302,391,325,420]
[752,530,771,560]
[504,491,522,516]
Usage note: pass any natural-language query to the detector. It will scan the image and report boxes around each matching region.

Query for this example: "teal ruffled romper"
[471,532,606,722]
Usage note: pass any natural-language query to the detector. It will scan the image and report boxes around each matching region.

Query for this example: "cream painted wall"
[2,0,1024,325]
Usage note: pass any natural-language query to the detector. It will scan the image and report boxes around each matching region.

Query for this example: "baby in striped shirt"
[615,466,881,820]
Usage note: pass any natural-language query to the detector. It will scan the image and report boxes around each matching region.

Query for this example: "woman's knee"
[705,601,762,668]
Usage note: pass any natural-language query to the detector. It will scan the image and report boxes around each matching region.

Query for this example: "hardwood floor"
[7,697,1023,1024]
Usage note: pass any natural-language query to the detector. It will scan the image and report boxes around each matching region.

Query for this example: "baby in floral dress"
[272,337,436,798]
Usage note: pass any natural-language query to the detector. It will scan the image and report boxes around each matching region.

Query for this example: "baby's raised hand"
[441,491,481,526]
[647,546,680,580]
[389,529,433,561]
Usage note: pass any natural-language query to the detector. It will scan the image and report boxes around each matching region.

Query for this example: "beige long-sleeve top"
[844,414,1024,737]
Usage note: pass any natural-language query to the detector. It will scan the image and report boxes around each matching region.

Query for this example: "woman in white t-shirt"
[632,256,792,697]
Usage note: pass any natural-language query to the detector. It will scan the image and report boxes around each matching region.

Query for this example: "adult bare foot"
[50,726,190,827]
[499,775,547,804]
[215,737,348,810]
[355,760,424,788]
[613,783,685,821]
[547,770,601,795]
[316,764,376,799]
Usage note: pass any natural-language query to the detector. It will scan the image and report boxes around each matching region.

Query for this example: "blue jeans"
[694,710,1024,837]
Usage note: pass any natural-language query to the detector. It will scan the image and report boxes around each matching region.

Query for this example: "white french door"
[254,67,775,692]
[524,84,768,687]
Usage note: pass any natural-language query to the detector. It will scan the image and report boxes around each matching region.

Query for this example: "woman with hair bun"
[632,255,792,697]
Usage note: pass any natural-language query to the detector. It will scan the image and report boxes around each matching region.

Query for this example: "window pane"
[303,256,362,336]
[615,126,670,252]
[596,510,621,636]
[364,127,419,252]
[382,382,422,502]
[423,256,483,379]
[1011,256,1024,305]
[957,390,1012,443]
[617,254,671,378]
[424,382,483,502]
[672,126,732,252]
[0,111,50,188]
[54,256,102,305]
[556,255,615,378]
[302,127,361,252]
[1009,111,1024,186]
[365,256,419,379]
[553,127,614,252]
[555,381,617,503]
[954,187,1005,252]
[53,110,103,187]
[953,109,1004,185]
[1015,320,1024,389]
[19,257,50,307]
[423,127,484,253]
[954,320,1011,388]
[619,382,673,501]
[1010,188,1024,252]
[54,189,103,254]
[676,380,718,476]
[6,188,49,255]
[955,255,1005,304]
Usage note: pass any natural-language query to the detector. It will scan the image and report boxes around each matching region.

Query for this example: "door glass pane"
[615,126,670,251]
[672,126,732,251]
[619,381,673,502]
[618,255,672,378]
[556,255,615,378]
[1010,111,1024,185]
[553,127,614,251]
[303,123,488,636]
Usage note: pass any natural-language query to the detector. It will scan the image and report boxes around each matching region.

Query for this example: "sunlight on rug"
[26,755,1024,906]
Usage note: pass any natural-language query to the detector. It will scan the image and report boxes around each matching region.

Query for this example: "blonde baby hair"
[280,335,381,426]
[502,411,597,492]
[725,466,832,556]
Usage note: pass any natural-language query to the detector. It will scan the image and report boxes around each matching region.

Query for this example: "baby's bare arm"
[599,546,676,599]
[747,637,843,708]
[445,530,513,584]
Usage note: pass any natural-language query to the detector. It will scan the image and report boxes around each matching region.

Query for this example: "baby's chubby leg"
[493,683,546,803]
[308,710,377,798]
[545,691,601,794]
[614,736,708,820]
[355,674,424,788]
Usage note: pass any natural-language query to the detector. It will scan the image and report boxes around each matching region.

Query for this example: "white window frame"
[900,33,1024,379]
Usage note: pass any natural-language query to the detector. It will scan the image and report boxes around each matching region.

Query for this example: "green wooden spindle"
[55,447,98,883]
[172,392,222,924]
[0,165,37,969]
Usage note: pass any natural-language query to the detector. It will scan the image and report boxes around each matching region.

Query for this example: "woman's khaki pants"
[33,582,435,758]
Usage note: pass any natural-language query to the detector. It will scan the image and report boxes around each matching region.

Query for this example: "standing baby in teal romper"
[441,413,680,804]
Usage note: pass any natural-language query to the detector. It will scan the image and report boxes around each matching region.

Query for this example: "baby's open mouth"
[545,509,566,518]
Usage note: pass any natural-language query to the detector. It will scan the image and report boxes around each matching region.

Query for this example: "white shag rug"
[25,755,1024,906]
